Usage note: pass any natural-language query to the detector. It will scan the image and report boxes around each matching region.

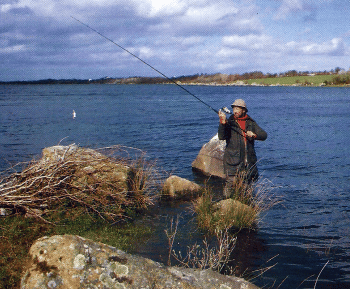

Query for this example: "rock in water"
[192,134,226,178]
[162,175,202,200]
[21,234,259,289]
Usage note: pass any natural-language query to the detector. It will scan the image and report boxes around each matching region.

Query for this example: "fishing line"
[71,16,219,114]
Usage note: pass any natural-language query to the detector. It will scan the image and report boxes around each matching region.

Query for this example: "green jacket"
[218,114,267,178]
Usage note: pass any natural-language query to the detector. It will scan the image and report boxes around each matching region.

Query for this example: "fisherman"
[218,99,267,198]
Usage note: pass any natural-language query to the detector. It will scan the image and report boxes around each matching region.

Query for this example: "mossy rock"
[213,199,257,230]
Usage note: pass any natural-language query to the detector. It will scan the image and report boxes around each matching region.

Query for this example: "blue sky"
[1,0,349,81]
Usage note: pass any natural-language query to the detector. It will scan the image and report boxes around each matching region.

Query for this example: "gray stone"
[21,234,259,289]
[192,134,226,179]
[41,144,106,163]
[162,175,202,200]
[40,145,131,193]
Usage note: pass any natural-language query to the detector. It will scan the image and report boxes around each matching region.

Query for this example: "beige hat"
[231,99,248,112]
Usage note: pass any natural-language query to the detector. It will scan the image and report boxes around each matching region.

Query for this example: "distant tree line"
[1,67,349,85]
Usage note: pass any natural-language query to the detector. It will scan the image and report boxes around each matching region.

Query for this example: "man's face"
[233,106,244,118]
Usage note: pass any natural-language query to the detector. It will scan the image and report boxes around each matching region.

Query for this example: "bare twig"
[165,216,236,272]
[165,216,180,266]
[314,260,329,289]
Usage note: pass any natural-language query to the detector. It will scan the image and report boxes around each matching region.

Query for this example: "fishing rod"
[71,16,220,115]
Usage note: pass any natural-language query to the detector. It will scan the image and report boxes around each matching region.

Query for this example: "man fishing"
[72,20,267,196]
[218,99,267,198]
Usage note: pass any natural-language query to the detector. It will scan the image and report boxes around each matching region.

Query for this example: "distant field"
[245,74,335,86]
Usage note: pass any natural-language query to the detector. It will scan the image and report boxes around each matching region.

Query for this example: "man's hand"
[218,109,227,124]
[246,131,257,138]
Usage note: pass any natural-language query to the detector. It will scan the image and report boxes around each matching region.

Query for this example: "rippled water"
[1,84,349,288]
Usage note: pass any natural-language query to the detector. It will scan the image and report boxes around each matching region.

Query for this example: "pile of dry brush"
[0,144,160,223]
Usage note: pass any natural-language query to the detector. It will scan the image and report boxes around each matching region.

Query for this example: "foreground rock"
[162,175,202,200]
[21,235,259,289]
[191,134,226,179]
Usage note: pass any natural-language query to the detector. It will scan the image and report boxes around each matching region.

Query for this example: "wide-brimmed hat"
[231,99,248,112]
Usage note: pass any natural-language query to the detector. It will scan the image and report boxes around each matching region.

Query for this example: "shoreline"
[1,72,350,87]
[1,82,349,87]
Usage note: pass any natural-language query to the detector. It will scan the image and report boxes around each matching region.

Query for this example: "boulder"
[41,144,131,193]
[213,199,257,230]
[162,175,202,200]
[0,145,139,221]
[192,134,226,179]
[41,144,106,163]
[214,199,254,215]
[21,234,259,289]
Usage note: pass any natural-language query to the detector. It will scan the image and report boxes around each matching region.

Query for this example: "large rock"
[41,144,131,193]
[21,235,259,289]
[192,134,226,179]
[162,175,202,200]
[1,145,135,220]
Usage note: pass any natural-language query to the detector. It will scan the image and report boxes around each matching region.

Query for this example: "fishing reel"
[221,107,232,114]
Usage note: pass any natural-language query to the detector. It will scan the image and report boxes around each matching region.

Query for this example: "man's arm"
[218,110,230,140]
[252,122,267,141]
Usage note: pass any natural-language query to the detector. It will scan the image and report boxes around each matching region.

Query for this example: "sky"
[1,0,349,81]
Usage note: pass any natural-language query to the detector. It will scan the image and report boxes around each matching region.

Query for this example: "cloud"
[222,34,275,50]
[0,44,28,53]
[0,0,349,81]
[273,0,335,20]
[222,34,347,57]
[133,0,187,17]
[216,47,246,58]
[142,0,261,37]
[286,38,346,55]
[274,0,304,20]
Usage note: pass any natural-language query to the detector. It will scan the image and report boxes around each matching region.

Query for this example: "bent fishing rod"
[71,16,220,115]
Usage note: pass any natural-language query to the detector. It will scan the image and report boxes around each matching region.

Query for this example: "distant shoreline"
[1,72,349,87]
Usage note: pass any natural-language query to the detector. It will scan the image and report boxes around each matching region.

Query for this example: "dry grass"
[0,144,160,223]
[165,216,236,272]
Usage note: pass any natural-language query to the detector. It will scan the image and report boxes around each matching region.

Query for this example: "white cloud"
[0,45,28,53]
[222,34,275,50]
[143,0,260,37]
[221,33,346,59]
[182,2,238,24]
[179,36,204,46]
[153,36,204,47]
[216,47,246,58]
[138,46,156,59]
[273,0,336,20]
[133,0,187,17]
[216,62,238,71]
[274,0,304,20]
[285,38,345,55]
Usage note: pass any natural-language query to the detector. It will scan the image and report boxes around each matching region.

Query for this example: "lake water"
[1,84,349,288]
